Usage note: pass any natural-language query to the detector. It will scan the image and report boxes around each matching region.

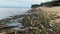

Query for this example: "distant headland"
[31,0,60,8]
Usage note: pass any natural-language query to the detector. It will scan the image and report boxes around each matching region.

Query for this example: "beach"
[1,7,60,34]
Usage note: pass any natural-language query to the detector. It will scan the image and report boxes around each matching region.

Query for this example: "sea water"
[0,7,31,30]
[0,8,30,20]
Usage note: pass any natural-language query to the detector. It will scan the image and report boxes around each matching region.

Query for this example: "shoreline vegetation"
[0,7,60,34]
[1,1,60,34]
[31,1,60,8]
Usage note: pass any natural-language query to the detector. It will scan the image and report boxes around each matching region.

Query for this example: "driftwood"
[0,25,18,30]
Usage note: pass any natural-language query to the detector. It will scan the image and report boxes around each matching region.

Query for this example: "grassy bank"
[0,8,60,34]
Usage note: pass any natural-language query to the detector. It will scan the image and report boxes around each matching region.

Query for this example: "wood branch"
[0,25,18,30]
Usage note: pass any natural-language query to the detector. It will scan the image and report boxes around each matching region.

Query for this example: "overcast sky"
[0,0,52,7]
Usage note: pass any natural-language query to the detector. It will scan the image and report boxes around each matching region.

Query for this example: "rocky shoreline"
[0,7,60,34]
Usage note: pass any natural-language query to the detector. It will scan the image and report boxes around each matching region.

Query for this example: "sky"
[0,0,52,7]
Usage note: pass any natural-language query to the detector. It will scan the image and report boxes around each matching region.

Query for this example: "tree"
[53,0,60,1]
[31,4,40,8]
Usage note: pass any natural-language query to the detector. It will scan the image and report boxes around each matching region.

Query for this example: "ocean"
[0,8,30,20]
[0,8,31,30]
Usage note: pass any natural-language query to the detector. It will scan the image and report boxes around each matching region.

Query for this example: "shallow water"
[0,8,30,30]
[0,8,30,20]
